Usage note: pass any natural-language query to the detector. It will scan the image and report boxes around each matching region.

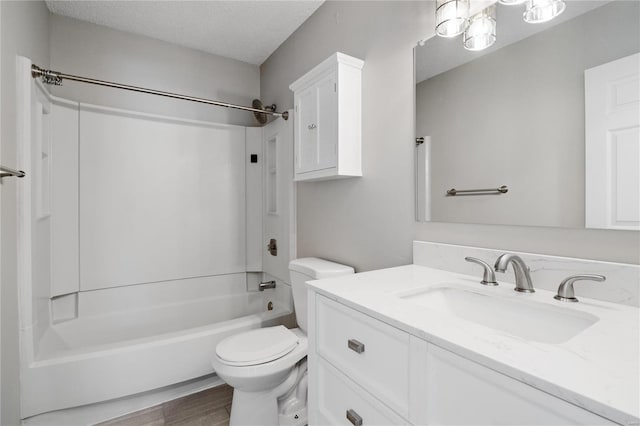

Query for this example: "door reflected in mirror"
[414,0,640,230]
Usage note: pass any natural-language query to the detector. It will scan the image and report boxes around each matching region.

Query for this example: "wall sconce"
[435,0,470,37]
[464,5,497,51]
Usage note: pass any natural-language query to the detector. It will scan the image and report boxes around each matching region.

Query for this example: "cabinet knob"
[346,409,363,426]
[307,123,317,130]
[347,339,365,354]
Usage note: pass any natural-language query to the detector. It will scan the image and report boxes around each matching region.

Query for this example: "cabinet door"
[315,71,338,171]
[423,343,616,425]
[296,84,318,174]
[295,72,337,176]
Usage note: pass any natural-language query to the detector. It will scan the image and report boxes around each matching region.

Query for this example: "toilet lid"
[216,326,299,366]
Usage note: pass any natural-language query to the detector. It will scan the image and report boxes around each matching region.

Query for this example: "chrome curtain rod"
[31,64,288,120]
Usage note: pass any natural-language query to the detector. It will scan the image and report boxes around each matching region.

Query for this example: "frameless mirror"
[415,0,639,230]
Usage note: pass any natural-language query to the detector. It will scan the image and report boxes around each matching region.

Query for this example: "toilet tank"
[288,258,354,333]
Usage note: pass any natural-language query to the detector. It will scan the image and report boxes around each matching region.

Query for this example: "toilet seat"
[216,326,299,367]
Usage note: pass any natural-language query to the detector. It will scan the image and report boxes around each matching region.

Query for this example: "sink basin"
[398,285,599,344]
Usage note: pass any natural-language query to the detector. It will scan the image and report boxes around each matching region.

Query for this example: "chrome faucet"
[494,254,535,293]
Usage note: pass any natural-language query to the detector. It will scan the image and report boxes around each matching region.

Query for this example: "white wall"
[78,105,247,291]
[260,1,640,269]
[1,2,50,424]
[49,14,261,127]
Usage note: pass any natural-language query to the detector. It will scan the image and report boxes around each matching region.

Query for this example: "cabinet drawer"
[316,296,410,417]
[316,357,407,426]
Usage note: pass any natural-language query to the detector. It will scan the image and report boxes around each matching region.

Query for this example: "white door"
[585,53,640,230]
[262,113,295,283]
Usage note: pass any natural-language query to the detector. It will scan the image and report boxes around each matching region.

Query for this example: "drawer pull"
[348,339,365,354]
[346,409,363,426]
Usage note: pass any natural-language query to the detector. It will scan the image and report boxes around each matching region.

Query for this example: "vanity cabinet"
[289,52,363,182]
[308,293,617,426]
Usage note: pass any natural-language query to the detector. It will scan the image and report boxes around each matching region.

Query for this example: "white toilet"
[211,257,354,426]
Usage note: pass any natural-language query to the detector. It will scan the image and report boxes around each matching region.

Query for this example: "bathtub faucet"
[259,280,276,291]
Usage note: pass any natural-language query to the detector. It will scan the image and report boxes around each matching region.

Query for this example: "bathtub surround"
[17,69,293,416]
[260,1,640,267]
[0,2,50,425]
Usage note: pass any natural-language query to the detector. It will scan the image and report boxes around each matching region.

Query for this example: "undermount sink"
[398,285,599,344]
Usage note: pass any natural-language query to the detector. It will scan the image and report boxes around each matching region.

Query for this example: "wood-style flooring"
[97,384,233,426]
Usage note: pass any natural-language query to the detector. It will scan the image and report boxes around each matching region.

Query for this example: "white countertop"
[307,265,640,425]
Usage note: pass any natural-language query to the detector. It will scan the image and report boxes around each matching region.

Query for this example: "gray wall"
[260,0,640,268]
[49,14,260,126]
[1,2,50,424]
[416,1,640,228]
[261,1,427,271]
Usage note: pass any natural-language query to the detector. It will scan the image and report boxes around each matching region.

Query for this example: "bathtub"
[20,273,293,418]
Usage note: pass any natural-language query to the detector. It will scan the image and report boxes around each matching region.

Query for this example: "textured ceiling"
[45,0,324,65]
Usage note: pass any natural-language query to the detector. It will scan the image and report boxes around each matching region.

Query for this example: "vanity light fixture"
[435,0,470,38]
[523,0,566,23]
[463,5,497,51]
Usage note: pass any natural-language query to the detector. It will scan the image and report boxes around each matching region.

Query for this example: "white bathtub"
[21,274,292,418]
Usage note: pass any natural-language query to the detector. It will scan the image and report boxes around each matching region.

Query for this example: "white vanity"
[306,242,640,425]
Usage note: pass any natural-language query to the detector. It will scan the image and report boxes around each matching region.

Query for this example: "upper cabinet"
[289,52,364,182]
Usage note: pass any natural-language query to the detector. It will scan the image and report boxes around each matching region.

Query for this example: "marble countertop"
[307,265,640,425]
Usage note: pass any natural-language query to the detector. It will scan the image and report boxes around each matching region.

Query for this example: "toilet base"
[230,387,281,426]
[229,360,307,426]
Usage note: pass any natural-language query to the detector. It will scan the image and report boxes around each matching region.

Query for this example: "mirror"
[415,0,639,229]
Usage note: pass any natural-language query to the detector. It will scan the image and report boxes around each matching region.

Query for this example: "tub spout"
[259,280,276,291]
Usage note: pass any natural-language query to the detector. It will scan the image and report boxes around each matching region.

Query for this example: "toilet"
[211,257,355,426]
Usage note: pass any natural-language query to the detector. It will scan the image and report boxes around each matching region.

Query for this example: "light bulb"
[463,5,497,51]
[523,0,566,24]
[435,0,470,38]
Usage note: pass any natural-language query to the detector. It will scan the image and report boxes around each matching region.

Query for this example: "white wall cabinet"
[308,292,616,426]
[289,52,364,182]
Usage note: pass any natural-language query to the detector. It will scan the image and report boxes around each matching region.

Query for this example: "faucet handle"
[465,257,498,286]
[554,274,606,302]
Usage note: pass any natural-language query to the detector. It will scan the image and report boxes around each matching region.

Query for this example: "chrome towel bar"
[0,165,26,179]
[446,185,508,196]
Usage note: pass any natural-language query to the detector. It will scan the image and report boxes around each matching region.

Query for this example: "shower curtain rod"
[30,64,288,121]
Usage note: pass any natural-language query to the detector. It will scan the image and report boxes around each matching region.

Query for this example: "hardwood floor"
[97,384,233,426]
